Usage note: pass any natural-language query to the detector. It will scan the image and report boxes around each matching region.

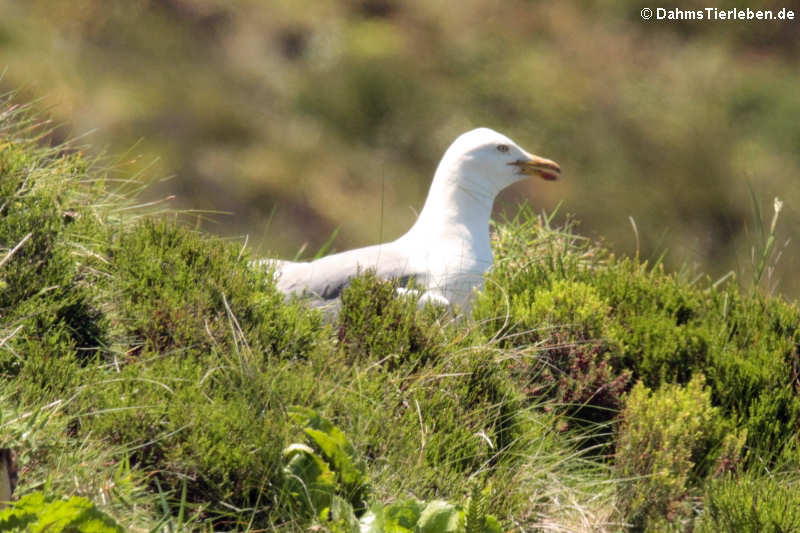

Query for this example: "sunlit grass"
[2,92,800,531]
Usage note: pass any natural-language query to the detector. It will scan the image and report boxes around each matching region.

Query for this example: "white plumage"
[266,128,560,311]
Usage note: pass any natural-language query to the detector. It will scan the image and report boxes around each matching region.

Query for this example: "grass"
[2,96,799,532]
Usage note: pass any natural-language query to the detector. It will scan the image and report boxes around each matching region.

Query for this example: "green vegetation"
[2,98,800,531]
[697,473,800,533]
[614,376,722,530]
[282,406,502,533]
[0,492,124,533]
[475,210,800,464]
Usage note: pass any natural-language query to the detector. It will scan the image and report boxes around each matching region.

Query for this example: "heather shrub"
[474,208,800,464]
[510,280,629,421]
[77,220,326,509]
[697,472,800,533]
[615,375,722,531]
[478,252,631,425]
[106,220,322,361]
[515,279,610,339]
[0,133,110,401]
[336,271,443,370]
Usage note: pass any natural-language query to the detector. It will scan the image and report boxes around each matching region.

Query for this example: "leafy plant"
[283,407,502,533]
[361,498,502,533]
[0,492,124,533]
[284,406,371,516]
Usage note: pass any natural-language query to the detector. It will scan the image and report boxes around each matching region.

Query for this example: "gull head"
[440,127,561,193]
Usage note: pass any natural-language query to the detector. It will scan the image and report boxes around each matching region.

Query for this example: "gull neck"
[406,162,498,243]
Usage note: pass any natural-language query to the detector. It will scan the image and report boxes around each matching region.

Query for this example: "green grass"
[2,97,799,531]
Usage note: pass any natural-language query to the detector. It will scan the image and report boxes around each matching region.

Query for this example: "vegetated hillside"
[2,100,800,532]
[3,0,800,298]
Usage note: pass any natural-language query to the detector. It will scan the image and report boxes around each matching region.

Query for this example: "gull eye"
[496,144,509,153]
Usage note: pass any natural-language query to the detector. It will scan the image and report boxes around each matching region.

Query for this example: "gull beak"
[509,154,561,181]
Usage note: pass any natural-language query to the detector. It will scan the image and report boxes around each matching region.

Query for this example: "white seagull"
[267,128,560,311]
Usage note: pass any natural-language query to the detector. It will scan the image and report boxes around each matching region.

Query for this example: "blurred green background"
[2,0,799,297]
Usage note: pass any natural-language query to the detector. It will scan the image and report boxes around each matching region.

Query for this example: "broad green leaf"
[483,514,503,533]
[0,491,45,530]
[330,495,360,533]
[383,499,426,531]
[360,500,427,533]
[417,500,463,533]
[282,443,336,513]
[0,492,124,533]
[288,406,370,509]
[288,407,347,447]
[304,428,366,486]
[288,407,366,484]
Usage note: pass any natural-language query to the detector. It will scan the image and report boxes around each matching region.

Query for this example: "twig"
[0,232,32,269]
[0,325,23,350]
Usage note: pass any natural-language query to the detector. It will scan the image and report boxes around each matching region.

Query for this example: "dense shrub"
[474,209,800,463]
[0,129,109,400]
[504,279,630,424]
[697,473,800,533]
[336,271,442,369]
[80,220,325,509]
[107,220,322,361]
[614,376,722,531]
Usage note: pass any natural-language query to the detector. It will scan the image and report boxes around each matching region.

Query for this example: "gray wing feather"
[275,243,419,300]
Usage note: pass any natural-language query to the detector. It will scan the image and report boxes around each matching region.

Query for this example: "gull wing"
[274,242,423,301]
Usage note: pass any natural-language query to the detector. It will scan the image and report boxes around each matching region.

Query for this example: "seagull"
[266,128,560,312]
